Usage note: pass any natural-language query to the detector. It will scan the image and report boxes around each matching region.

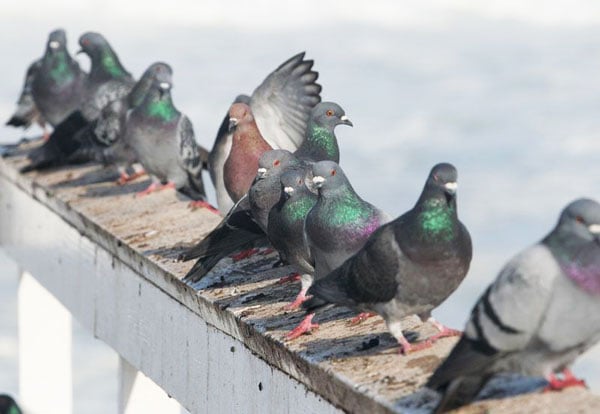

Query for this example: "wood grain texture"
[1,150,599,414]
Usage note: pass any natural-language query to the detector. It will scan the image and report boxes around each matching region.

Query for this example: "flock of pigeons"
[4,28,600,413]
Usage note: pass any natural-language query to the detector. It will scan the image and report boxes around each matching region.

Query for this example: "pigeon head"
[424,163,458,204]
[280,169,308,199]
[151,66,173,97]
[310,102,353,129]
[46,29,67,53]
[555,198,600,243]
[78,32,110,56]
[311,160,348,193]
[228,103,254,132]
[256,149,296,180]
[129,62,172,106]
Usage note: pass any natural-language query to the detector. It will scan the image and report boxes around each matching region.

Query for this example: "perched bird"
[0,395,22,414]
[287,160,390,339]
[181,101,352,284]
[6,60,46,135]
[209,52,321,213]
[223,103,273,203]
[67,62,173,182]
[181,150,303,284]
[427,198,600,413]
[267,167,317,286]
[302,163,472,348]
[24,31,134,171]
[31,29,86,127]
[126,66,209,202]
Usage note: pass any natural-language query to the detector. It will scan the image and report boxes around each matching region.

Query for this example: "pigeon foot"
[278,272,301,284]
[544,369,587,392]
[135,181,175,197]
[230,248,260,262]
[188,200,220,214]
[348,312,376,325]
[286,314,319,340]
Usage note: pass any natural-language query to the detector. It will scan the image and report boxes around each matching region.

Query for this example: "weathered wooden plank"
[1,151,600,414]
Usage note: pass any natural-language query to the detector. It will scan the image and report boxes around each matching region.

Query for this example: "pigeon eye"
[330,169,336,176]
[326,110,334,117]
[575,215,585,224]
[273,160,280,167]
[297,179,302,185]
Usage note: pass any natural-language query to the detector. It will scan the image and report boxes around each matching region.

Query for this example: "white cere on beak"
[49,41,60,49]
[444,182,458,193]
[588,224,600,234]
[312,175,326,187]
[283,186,294,195]
[159,82,171,90]
[340,115,349,122]
[256,167,267,178]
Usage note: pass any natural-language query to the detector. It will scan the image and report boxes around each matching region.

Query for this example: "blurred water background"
[1,1,600,412]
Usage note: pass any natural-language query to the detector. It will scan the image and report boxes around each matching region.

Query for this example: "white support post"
[118,357,183,414]
[18,271,73,414]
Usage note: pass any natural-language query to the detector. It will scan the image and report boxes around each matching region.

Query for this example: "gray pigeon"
[67,62,173,182]
[6,60,46,134]
[427,198,600,413]
[31,29,86,127]
[126,67,209,202]
[286,160,390,339]
[209,52,322,213]
[23,31,134,172]
[303,163,472,348]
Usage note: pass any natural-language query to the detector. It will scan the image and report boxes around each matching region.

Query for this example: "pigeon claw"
[278,272,301,284]
[398,339,434,355]
[286,314,319,340]
[348,312,376,325]
[230,248,260,262]
[188,200,220,214]
[544,369,587,392]
[117,170,147,185]
[283,288,308,310]
[135,182,175,197]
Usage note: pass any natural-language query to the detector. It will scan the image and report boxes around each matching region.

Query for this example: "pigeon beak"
[312,175,326,188]
[588,224,600,235]
[444,182,458,194]
[283,186,294,195]
[339,115,353,127]
[228,117,239,133]
[49,41,60,50]
[159,82,171,91]
[256,167,267,179]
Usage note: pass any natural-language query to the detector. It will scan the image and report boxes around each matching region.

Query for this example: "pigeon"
[427,198,600,413]
[286,160,390,339]
[31,29,86,127]
[293,101,352,163]
[67,62,172,182]
[0,394,22,414]
[209,52,321,213]
[23,32,134,172]
[223,103,273,203]
[6,60,46,134]
[181,150,303,284]
[181,101,352,283]
[302,163,472,347]
[125,66,209,202]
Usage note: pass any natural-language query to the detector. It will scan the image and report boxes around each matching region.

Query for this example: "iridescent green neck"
[305,122,339,160]
[101,50,127,78]
[48,51,73,84]
[326,189,370,227]
[417,198,455,241]
[284,194,315,223]
[145,94,178,121]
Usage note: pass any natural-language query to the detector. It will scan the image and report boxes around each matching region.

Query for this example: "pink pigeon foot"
[135,181,175,197]
[348,312,376,325]
[428,319,462,342]
[544,369,587,392]
[283,287,308,310]
[397,335,434,355]
[230,248,260,262]
[117,170,147,185]
[278,272,301,284]
[188,200,220,214]
[286,313,319,340]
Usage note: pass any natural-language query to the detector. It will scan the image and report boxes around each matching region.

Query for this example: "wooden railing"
[1,152,599,413]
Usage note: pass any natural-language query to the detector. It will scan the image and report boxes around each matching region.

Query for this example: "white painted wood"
[18,271,73,414]
[118,357,182,414]
[0,170,343,414]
